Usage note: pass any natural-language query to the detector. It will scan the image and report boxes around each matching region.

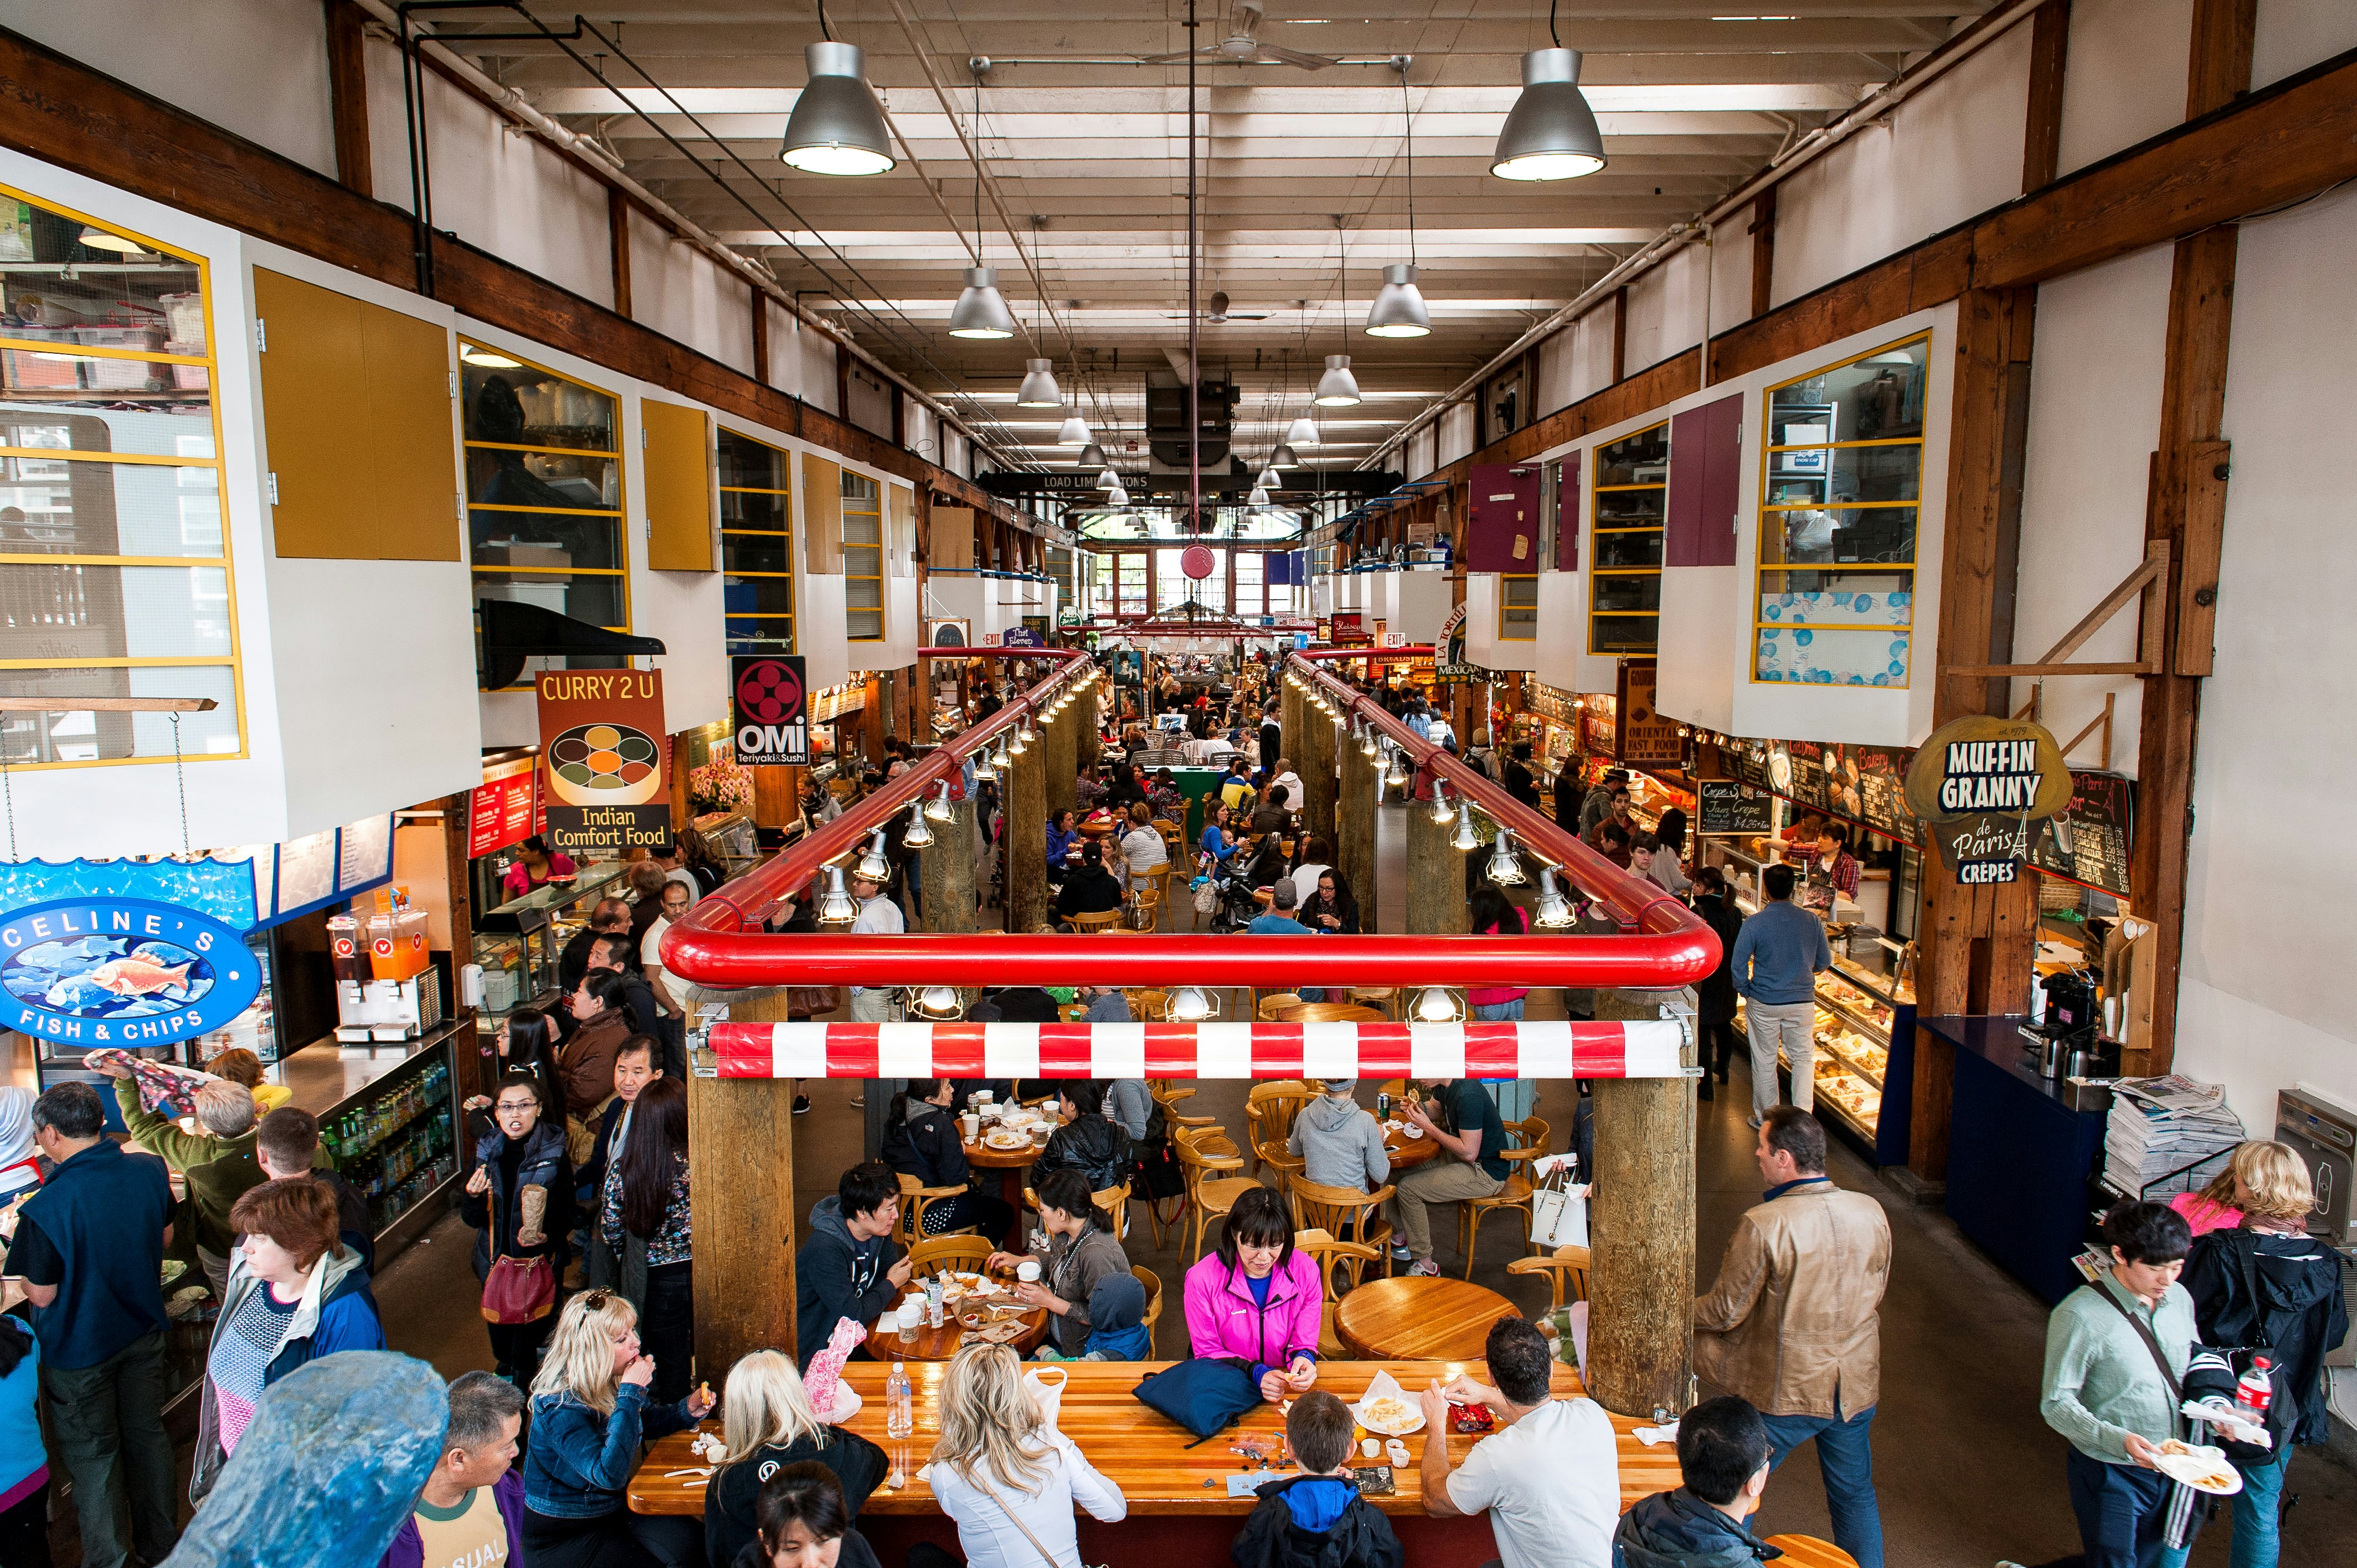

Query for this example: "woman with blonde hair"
[705,1351,887,1568]
[2183,1141,2349,1568]
[2172,1138,2315,1237]
[522,1290,714,1568]
[913,1344,1124,1568]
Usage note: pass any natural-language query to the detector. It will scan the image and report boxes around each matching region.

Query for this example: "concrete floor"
[61,799,2357,1564]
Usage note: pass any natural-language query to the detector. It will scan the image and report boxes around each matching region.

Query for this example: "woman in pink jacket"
[1182,1187,1322,1403]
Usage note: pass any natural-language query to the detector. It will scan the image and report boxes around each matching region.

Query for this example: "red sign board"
[467,759,542,859]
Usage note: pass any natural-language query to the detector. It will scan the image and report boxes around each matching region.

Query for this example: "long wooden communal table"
[630,1359,1681,1568]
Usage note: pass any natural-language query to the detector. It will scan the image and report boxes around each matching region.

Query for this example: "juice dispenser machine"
[330,889,436,1043]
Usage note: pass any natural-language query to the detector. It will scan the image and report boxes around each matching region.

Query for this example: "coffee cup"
[1016,1259,1041,1284]
[961,1113,981,1141]
[896,1301,924,1335]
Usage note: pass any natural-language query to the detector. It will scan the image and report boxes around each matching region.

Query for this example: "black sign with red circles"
[732,654,811,766]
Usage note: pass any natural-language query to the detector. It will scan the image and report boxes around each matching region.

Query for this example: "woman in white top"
[1286,834,1332,911]
[924,1344,1125,1568]
[1114,801,1168,892]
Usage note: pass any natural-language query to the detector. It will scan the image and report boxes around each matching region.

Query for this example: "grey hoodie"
[795,1194,905,1367]
[1289,1095,1390,1192]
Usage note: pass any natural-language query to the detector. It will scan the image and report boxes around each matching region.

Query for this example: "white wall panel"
[1710,225,1754,332]
[2010,245,2174,777]
[1623,244,1710,372]
[1536,331,1574,420]
[762,301,798,391]
[799,327,840,415]
[1773,22,2030,305]
[627,211,754,376]
[2253,0,2357,89]
[0,0,336,177]
[1533,572,1586,691]
[1572,310,1614,403]
[2173,182,2357,1127]
[1406,426,1435,481]
[1436,403,1475,467]
[2057,0,2195,176]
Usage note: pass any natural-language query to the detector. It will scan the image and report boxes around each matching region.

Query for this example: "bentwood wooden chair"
[1458,1116,1552,1278]
[897,1171,978,1240]
[1255,993,1305,1022]
[1127,989,1170,1022]
[907,1234,994,1281]
[1173,1125,1256,1262]
[1287,1177,1395,1282]
[1071,909,1124,934]
[1026,1180,1134,1240]
[1506,1244,1592,1311]
[1293,1229,1385,1359]
[1244,1081,1314,1183]
[1760,1538,1861,1568]
[1132,1264,1164,1337]
[1349,988,1401,1021]
[1134,864,1174,928]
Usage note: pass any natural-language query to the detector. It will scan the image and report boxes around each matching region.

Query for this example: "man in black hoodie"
[1612,1396,1778,1567]
[794,1163,910,1367]
[1232,1390,1403,1568]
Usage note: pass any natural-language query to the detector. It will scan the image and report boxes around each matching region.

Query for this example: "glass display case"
[319,1045,457,1238]
[1742,942,1919,1164]
[470,855,634,1017]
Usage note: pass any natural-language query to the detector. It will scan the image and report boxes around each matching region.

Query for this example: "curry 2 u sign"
[536,669,673,859]
[731,653,810,766]
[1902,716,2072,885]
[0,900,263,1046]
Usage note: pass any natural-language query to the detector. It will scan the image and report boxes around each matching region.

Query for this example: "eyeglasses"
[495,1100,539,1113]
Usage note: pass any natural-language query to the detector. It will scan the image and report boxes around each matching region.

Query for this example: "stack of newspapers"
[2104,1075,2243,1197]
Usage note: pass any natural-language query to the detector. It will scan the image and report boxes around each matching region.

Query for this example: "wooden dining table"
[1274,1002,1390,1024]
[962,1122,1051,1247]
[1332,1276,1521,1360]
[1380,1118,1440,1172]
[630,1359,1681,1566]
[866,1292,1051,1362]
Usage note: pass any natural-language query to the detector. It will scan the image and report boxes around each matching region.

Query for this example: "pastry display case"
[1737,929,1920,1166]
[470,855,634,1017]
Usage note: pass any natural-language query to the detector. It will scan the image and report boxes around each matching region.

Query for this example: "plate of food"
[2153,1441,2242,1495]
[984,1128,1031,1151]
[1354,1394,1425,1436]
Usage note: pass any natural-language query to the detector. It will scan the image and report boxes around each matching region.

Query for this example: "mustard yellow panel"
[801,455,843,573]
[642,400,713,572]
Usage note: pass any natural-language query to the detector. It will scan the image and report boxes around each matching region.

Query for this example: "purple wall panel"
[1465,464,1542,573]
[1665,394,1744,569]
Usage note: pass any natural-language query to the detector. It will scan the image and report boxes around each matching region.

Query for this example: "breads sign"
[1902,715,2072,885]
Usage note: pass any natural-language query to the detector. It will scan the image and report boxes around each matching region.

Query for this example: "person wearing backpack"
[2181,1142,2351,1568]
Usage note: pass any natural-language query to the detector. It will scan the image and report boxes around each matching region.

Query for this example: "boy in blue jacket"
[1081,1270,1152,1361]
[1232,1391,1403,1568]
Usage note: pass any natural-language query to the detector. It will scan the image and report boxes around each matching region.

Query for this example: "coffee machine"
[2024,968,2109,1079]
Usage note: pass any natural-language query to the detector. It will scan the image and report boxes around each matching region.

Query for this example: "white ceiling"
[431,3,1993,473]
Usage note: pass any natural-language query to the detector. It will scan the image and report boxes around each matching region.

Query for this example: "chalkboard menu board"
[1856,746,1919,847]
[1699,779,1773,835]
[1732,744,1772,793]
[1784,741,1830,813]
[2031,771,2134,897]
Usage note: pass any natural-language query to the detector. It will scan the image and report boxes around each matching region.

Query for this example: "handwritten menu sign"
[1784,741,1829,813]
[1856,747,1918,846]
[1699,779,1774,835]
[2031,771,2134,897]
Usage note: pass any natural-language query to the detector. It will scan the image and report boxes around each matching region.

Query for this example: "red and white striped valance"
[706,1019,1686,1081]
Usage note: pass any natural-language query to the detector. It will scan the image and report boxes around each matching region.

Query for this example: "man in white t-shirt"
[1417,1317,1619,1568]
[846,869,906,1024]
[1269,760,1305,813]
[640,879,696,1018]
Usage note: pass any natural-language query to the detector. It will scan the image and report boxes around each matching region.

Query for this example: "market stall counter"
[631,1359,1676,1568]
[265,1015,468,1261]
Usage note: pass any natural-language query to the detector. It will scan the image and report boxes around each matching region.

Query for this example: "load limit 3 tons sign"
[1902,715,2072,885]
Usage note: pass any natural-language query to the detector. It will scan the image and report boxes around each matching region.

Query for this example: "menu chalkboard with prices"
[2031,771,2134,897]
[1699,779,1774,835]
[1784,741,1830,813]
[1856,746,1919,847]
[1733,744,1773,793]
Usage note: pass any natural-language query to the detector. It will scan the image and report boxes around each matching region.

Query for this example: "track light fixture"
[817,865,859,926]
[899,802,935,850]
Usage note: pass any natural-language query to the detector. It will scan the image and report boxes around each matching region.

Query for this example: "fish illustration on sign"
[6,936,214,1019]
[89,955,195,997]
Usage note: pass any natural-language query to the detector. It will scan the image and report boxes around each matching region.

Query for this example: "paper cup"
[1361,1438,1381,1459]
[961,1114,981,1141]
[1017,1259,1041,1283]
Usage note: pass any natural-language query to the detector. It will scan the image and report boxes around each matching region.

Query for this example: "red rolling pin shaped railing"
[660,644,1720,1076]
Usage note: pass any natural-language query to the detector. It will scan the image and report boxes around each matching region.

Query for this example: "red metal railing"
[661,644,1720,991]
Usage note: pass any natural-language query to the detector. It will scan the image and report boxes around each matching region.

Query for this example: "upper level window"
[1500,575,1538,640]
[718,427,792,656]
[1755,333,1928,687]
[0,187,239,766]
[460,343,625,688]
[842,470,883,641]
[1590,421,1668,654]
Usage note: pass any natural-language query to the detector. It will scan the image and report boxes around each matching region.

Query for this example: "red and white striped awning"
[706,1019,1686,1081]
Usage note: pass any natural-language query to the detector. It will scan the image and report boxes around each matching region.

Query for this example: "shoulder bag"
[969,1466,1108,1568]
[481,1253,555,1324]
[2093,1277,2183,1436]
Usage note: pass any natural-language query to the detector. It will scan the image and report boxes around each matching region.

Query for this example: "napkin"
[1634,1419,1680,1447]
[1349,1369,1412,1425]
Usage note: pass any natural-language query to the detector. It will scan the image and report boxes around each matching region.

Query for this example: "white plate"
[1353,1396,1425,1436]
[2153,1444,2242,1495]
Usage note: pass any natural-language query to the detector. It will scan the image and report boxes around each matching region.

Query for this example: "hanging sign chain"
[0,730,16,863]
[172,711,193,855]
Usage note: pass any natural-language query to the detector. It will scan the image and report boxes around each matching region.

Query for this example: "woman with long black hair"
[879,1080,1014,1239]
[602,1075,694,1404]
[499,1005,567,1122]
[985,1167,1129,1360]
[1297,866,1360,934]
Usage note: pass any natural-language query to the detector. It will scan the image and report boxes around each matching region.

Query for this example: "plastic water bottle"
[2235,1356,2274,1420]
[886,1362,913,1438]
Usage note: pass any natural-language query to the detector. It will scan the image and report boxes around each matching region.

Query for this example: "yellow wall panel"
[254,267,459,561]
[642,399,714,571]
[801,455,843,573]
[931,505,975,571]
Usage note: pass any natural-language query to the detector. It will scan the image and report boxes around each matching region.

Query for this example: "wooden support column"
[750,293,771,388]
[2129,0,2256,1076]
[1610,287,1630,384]
[322,0,372,197]
[1910,283,2041,1184]
[922,796,977,935]
[1077,689,1102,776]
[1746,187,1777,319]
[1007,720,1047,933]
[2022,0,2073,192]
[1404,798,1468,940]
[1281,680,1309,796]
[1588,986,1698,1417]
[1044,703,1078,821]
[1336,729,1377,933]
[689,990,797,1385]
[1303,697,1337,851]
[608,188,633,319]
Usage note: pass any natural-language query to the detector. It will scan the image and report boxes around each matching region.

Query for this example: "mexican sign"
[732,653,811,766]
[1902,715,2073,885]
[536,668,673,859]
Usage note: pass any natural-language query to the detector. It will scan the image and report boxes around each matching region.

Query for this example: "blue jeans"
[1759,1399,1884,1568]
[2232,1449,2288,1568]
[2064,1446,2193,1568]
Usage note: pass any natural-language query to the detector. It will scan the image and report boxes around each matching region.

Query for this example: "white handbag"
[1530,1156,1589,1249]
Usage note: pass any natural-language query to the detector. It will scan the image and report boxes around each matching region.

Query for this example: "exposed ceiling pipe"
[351,0,1027,475]
[1356,0,2052,473]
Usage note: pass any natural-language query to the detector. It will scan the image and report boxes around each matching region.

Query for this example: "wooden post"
[1007,720,1048,933]
[1746,187,1777,319]
[1044,703,1078,821]
[2021,0,2072,193]
[750,293,771,388]
[1587,986,1698,1417]
[922,794,977,935]
[1404,797,1468,940]
[2129,0,2256,1075]
[1282,680,1308,797]
[1303,693,1337,851]
[608,187,633,319]
[1610,287,1630,384]
[322,0,372,198]
[1336,729,1377,935]
[688,990,797,1385]
[1077,688,1102,776]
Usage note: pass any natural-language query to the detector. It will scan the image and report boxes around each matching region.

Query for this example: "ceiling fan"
[1164,290,1273,323]
[1141,2,1341,71]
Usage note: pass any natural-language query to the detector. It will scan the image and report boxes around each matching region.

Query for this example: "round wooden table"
[868,1294,1051,1361]
[1333,1276,1520,1360]
[1274,1002,1389,1024]
[1379,1121,1440,1171]
[963,1128,1051,1247]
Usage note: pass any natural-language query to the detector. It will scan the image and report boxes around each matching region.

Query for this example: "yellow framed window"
[841,470,883,641]
[460,341,625,688]
[1233,550,1264,618]
[0,185,244,767]
[718,427,792,656]
[1754,332,1929,687]
[1500,574,1538,640]
[1590,420,1668,654]
[1115,552,1148,615]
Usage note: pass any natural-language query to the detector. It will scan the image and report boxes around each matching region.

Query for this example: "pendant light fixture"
[1169,986,1219,1022]
[899,801,935,849]
[1287,411,1320,446]
[853,830,893,883]
[1256,463,1280,489]
[924,780,956,821]
[1097,466,1121,491]
[909,985,966,1021]
[816,865,860,925]
[1532,866,1574,929]
[1057,411,1092,446]
[1451,811,1483,851]
[1485,827,1529,885]
[1315,219,1362,406]
[780,48,896,173]
[1107,483,1130,507]
[1271,442,1301,469]
[1366,59,1433,338]
[972,742,998,782]
[1490,5,1607,182]
[948,64,1017,337]
[1017,358,1061,407]
[1078,441,1107,468]
[75,225,148,256]
[1429,780,1455,826]
[1247,484,1271,507]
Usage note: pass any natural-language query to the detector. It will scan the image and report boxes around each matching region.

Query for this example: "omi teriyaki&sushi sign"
[0,898,261,1045]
